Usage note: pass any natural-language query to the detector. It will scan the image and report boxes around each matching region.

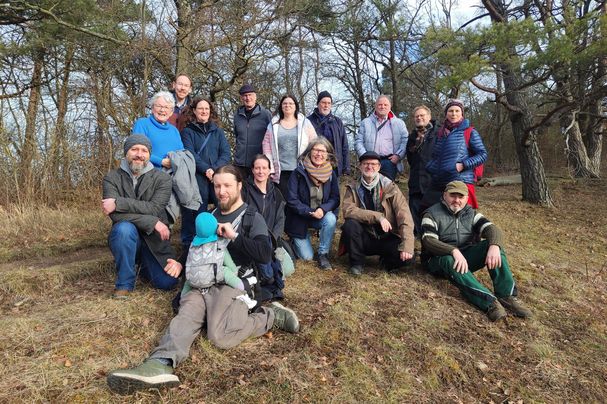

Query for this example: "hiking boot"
[107,359,180,394]
[270,302,300,333]
[317,253,332,270]
[349,265,363,276]
[498,296,532,318]
[112,290,130,300]
[486,300,507,322]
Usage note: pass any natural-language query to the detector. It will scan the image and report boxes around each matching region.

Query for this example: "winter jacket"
[406,120,439,196]
[132,115,184,168]
[164,150,202,222]
[426,119,487,187]
[241,177,286,242]
[233,104,272,168]
[103,161,175,266]
[307,108,350,175]
[342,175,415,254]
[180,121,231,204]
[285,164,340,239]
[262,113,317,183]
[355,111,409,172]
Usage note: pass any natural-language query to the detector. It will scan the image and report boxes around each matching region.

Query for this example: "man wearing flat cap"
[340,151,415,276]
[421,181,532,321]
[102,134,181,298]
[233,84,272,178]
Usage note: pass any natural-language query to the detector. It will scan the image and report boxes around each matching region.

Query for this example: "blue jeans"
[292,211,337,260]
[109,221,179,291]
[380,158,398,181]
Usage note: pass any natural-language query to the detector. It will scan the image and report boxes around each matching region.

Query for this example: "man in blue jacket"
[355,95,408,181]
[307,91,350,176]
[233,84,272,179]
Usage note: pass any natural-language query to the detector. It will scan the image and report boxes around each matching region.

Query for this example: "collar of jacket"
[440,197,472,217]
[148,114,172,130]
[238,104,261,117]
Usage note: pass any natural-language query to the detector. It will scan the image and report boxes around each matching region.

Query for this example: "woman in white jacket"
[262,95,317,197]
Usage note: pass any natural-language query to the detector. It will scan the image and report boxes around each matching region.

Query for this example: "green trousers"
[426,240,516,311]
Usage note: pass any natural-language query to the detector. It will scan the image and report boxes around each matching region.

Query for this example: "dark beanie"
[317,91,332,104]
[124,134,152,156]
[444,99,465,115]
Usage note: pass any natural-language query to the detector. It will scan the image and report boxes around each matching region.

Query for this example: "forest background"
[1,0,605,208]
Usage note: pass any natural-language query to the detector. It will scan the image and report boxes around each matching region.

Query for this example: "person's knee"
[323,211,337,227]
[152,275,179,291]
[110,221,138,241]
[342,218,362,234]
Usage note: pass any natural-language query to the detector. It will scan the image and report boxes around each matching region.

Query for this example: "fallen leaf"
[64,359,72,367]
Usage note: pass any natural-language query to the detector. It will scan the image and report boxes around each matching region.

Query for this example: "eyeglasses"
[153,104,172,111]
[282,102,295,106]
[311,148,327,154]
[361,162,380,167]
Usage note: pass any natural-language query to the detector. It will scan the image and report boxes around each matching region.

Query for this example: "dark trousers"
[341,219,403,269]
[408,192,423,238]
[379,158,398,181]
[277,170,293,202]
[236,165,252,180]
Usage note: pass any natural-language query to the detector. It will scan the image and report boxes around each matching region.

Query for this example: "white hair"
[149,91,175,109]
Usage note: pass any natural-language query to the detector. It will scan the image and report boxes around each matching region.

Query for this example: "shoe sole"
[270,302,300,333]
[107,372,180,395]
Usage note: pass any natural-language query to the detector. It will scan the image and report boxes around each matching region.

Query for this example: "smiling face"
[172,75,192,103]
[194,100,211,123]
[414,107,431,127]
[310,143,328,167]
[375,96,391,118]
[446,106,463,123]
[125,144,150,175]
[152,97,172,123]
[360,158,380,181]
[443,191,468,213]
[213,172,243,213]
[281,97,296,118]
[252,157,271,184]
[240,92,257,110]
[318,97,332,116]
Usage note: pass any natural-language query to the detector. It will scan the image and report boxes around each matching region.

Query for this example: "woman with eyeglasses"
[262,94,317,198]
[179,98,231,246]
[285,137,340,270]
[132,91,184,169]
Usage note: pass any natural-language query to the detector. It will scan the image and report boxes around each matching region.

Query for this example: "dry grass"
[1,179,606,402]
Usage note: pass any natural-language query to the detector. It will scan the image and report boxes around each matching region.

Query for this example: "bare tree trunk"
[19,48,44,200]
[561,110,596,178]
[48,45,75,191]
[174,0,193,76]
[584,99,603,176]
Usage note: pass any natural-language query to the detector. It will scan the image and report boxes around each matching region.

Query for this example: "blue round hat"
[192,212,218,246]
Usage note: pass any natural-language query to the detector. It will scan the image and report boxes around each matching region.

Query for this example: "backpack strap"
[463,126,473,148]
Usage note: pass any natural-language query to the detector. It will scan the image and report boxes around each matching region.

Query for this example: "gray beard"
[129,161,146,176]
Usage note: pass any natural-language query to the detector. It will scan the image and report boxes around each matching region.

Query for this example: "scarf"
[303,155,333,185]
[359,174,382,212]
[411,122,434,152]
[438,118,463,138]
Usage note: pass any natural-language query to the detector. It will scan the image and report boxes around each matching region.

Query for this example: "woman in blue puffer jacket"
[425,99,487,209]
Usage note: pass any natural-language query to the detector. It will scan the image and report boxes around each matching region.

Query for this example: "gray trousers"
[150,285,274,366]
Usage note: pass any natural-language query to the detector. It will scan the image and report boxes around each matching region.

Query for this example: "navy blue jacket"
[307,109,350,175]
[180,121,231,203]
[233,104,272,168]
[406,120,438,196]
[285,164,340,239]
[426,119,487,187]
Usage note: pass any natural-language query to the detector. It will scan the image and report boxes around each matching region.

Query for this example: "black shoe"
[487,300,507,322]
[317,253,332,270]
[349,265,363,276]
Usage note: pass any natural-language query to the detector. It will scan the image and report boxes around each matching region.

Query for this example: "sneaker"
[112,290,129,300]
[349,265,363,276]
[107,359,180,394]
[487,300,507,322]
[270,302,300,333]
[498,296,532,318]
[317,254,332,270]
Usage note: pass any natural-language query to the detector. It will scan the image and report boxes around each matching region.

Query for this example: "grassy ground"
[1,178,606,402]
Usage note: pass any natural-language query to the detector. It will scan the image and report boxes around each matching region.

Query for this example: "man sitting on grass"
[340,151,415,276]
[421,180,532,321]
[102,135,181,298]
[107,165,300,395]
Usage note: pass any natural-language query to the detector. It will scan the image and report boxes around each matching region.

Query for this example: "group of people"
[101,74,532,394]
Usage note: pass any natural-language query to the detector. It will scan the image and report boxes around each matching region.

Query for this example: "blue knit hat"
[192,212,218,246]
